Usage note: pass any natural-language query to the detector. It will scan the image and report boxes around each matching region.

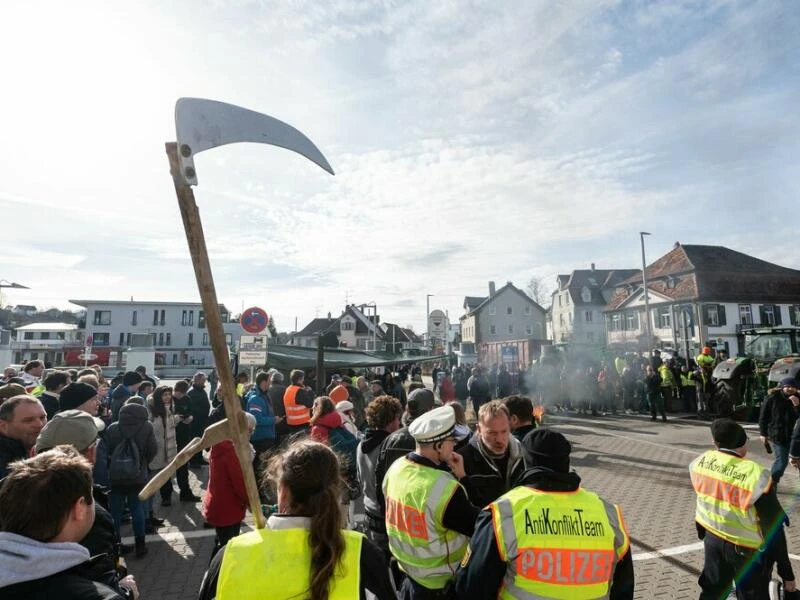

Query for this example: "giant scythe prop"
[138,98,334,530]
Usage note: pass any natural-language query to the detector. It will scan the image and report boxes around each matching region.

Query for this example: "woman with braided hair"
[198,439,395,600]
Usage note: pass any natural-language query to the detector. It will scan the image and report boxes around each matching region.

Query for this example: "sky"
[1,0,798,334]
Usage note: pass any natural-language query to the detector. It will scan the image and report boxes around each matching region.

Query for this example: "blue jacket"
[246,387,276,441]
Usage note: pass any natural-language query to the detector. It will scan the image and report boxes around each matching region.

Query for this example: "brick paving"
[123,412,800,599]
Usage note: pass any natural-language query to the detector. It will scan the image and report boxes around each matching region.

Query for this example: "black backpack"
[109,426,143,487]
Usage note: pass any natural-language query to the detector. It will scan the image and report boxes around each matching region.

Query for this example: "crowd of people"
[0,359,798,599]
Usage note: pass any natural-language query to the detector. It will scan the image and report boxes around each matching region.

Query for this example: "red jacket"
[202,440,247,527]
[440,378,456,403]
[310,411,343,445]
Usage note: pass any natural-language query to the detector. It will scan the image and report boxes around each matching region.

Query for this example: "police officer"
[455,429,634,599]
[690,418,795,599]
[383,404,479,599]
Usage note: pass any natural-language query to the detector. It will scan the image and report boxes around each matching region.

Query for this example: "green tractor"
[713,326,800,420]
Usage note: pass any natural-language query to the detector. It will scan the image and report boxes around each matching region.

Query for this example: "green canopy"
[257,344,447,371]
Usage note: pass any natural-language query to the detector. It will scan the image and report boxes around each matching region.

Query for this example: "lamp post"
[639,232,652,355]
[426,294,434,350]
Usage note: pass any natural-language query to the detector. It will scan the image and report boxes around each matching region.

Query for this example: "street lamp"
[426,294,434,350]
[639,232,652,355]
[360,302,377,351]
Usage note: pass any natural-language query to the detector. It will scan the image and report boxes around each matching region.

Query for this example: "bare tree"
[526,276,552,307]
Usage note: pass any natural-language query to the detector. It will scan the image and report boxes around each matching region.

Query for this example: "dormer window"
[666,276,678,289]
[581,286,591,303]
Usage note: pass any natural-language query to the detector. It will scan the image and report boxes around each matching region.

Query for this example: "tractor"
[713,326,800,420]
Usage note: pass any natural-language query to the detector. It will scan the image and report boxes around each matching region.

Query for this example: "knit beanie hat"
[523,429,572,473]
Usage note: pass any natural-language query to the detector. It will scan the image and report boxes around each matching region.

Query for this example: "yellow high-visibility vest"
[490,486,629,599]
[690,449,771,549]
[383,457,468,590]
[217,527,363,600]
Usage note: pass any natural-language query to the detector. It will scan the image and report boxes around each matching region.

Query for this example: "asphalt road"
[123,410,800,599]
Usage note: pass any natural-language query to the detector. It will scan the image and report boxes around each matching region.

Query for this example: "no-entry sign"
[240,306,268,334]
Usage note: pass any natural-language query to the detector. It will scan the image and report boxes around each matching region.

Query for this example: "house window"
[151,333,157,346]
[172,353,178,365]
[490,324,497,335]
[189,310,194,326]
[93,310,111,326]
[508,325,514,334]
[524,305,532,315]
[585,311,593,323]
[568,313,573,325]
[182,310,189,326]
[558,296,562,307]
[739,304,752,325]
[626,312,639,331]
[790,305,800,326]
[23,331,34,340]
[706,305,719,326]
[658,307,671,329]
[611,314,622,331]
[526,324,533,335]
[759,305,782,326]
[158,333,164,346]
[39,332,50,340]
[93,333,110,346]
[559,314,565,327]
[131,311,137,326]
[125,333,131,346]
[342,321,354,331]
[202,333,209,345]
[188,333,194,346]
[153,310,159,325]
[489,305,496,315]
[199,311,206,329]
[166,333,171,346]
[160,310,165,326]
[57,332,65,340]
[507,306,513,315]
[118,332,125,346]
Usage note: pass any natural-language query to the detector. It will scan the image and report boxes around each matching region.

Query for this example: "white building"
[69,299,242,368]
[11,322,79,365]
[604,244,800,359]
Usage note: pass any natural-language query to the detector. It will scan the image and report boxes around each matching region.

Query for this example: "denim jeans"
[771,442,789,485]
[110,489,146,539]
[698,533,767,599]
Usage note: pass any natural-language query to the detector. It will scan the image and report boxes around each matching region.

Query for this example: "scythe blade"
[175,97,335,185]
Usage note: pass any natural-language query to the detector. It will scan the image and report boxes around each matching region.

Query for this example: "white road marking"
[632,542,703,561]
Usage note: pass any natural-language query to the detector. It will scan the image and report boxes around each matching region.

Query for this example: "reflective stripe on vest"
[283,385,310,426]
[690,450,771,549]
[383,457,468,590]
[491,486,629,600]
[217,527,363,600]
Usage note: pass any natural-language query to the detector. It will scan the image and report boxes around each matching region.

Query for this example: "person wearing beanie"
[383,405,479,598]
[58,382,101,415]
[110,371,143,421]
[759,377,800,488]
[690,418,795,598]
[455,428,634,599]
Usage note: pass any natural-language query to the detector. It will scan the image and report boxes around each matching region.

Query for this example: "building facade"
[550,266,639,346]
[11,322,79,365]
[459,281,547,366]
[604,244,800,358]
[69,299,241,368]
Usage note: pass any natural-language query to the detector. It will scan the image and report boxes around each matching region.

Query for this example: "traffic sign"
[240,306,268,334]
[239,335,267,351]
[78,353,98,361]
[239,351,268,366]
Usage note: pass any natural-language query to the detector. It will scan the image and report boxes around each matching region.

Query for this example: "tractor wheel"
[714,380,736,419]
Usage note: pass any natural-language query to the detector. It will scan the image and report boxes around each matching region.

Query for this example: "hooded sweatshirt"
[357,429,392,517]
[0,532,122,598]
[104,402,157,491]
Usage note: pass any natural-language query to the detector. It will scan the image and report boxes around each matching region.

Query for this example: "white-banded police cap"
[409,404,456,443]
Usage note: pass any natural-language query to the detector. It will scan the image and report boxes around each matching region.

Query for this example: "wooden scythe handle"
[165,142,265,529]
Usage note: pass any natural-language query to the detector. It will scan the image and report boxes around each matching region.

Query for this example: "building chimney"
[327,312,331,319]
[489,281,496,296]
[590,263,595,272]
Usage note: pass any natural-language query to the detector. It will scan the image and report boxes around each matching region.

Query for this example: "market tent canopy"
[260,344,447,371]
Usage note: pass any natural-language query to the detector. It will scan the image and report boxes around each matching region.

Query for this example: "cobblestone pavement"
[123,412,800,599]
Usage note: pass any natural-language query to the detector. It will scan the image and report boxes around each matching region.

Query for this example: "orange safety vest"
[283,385,311,426]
